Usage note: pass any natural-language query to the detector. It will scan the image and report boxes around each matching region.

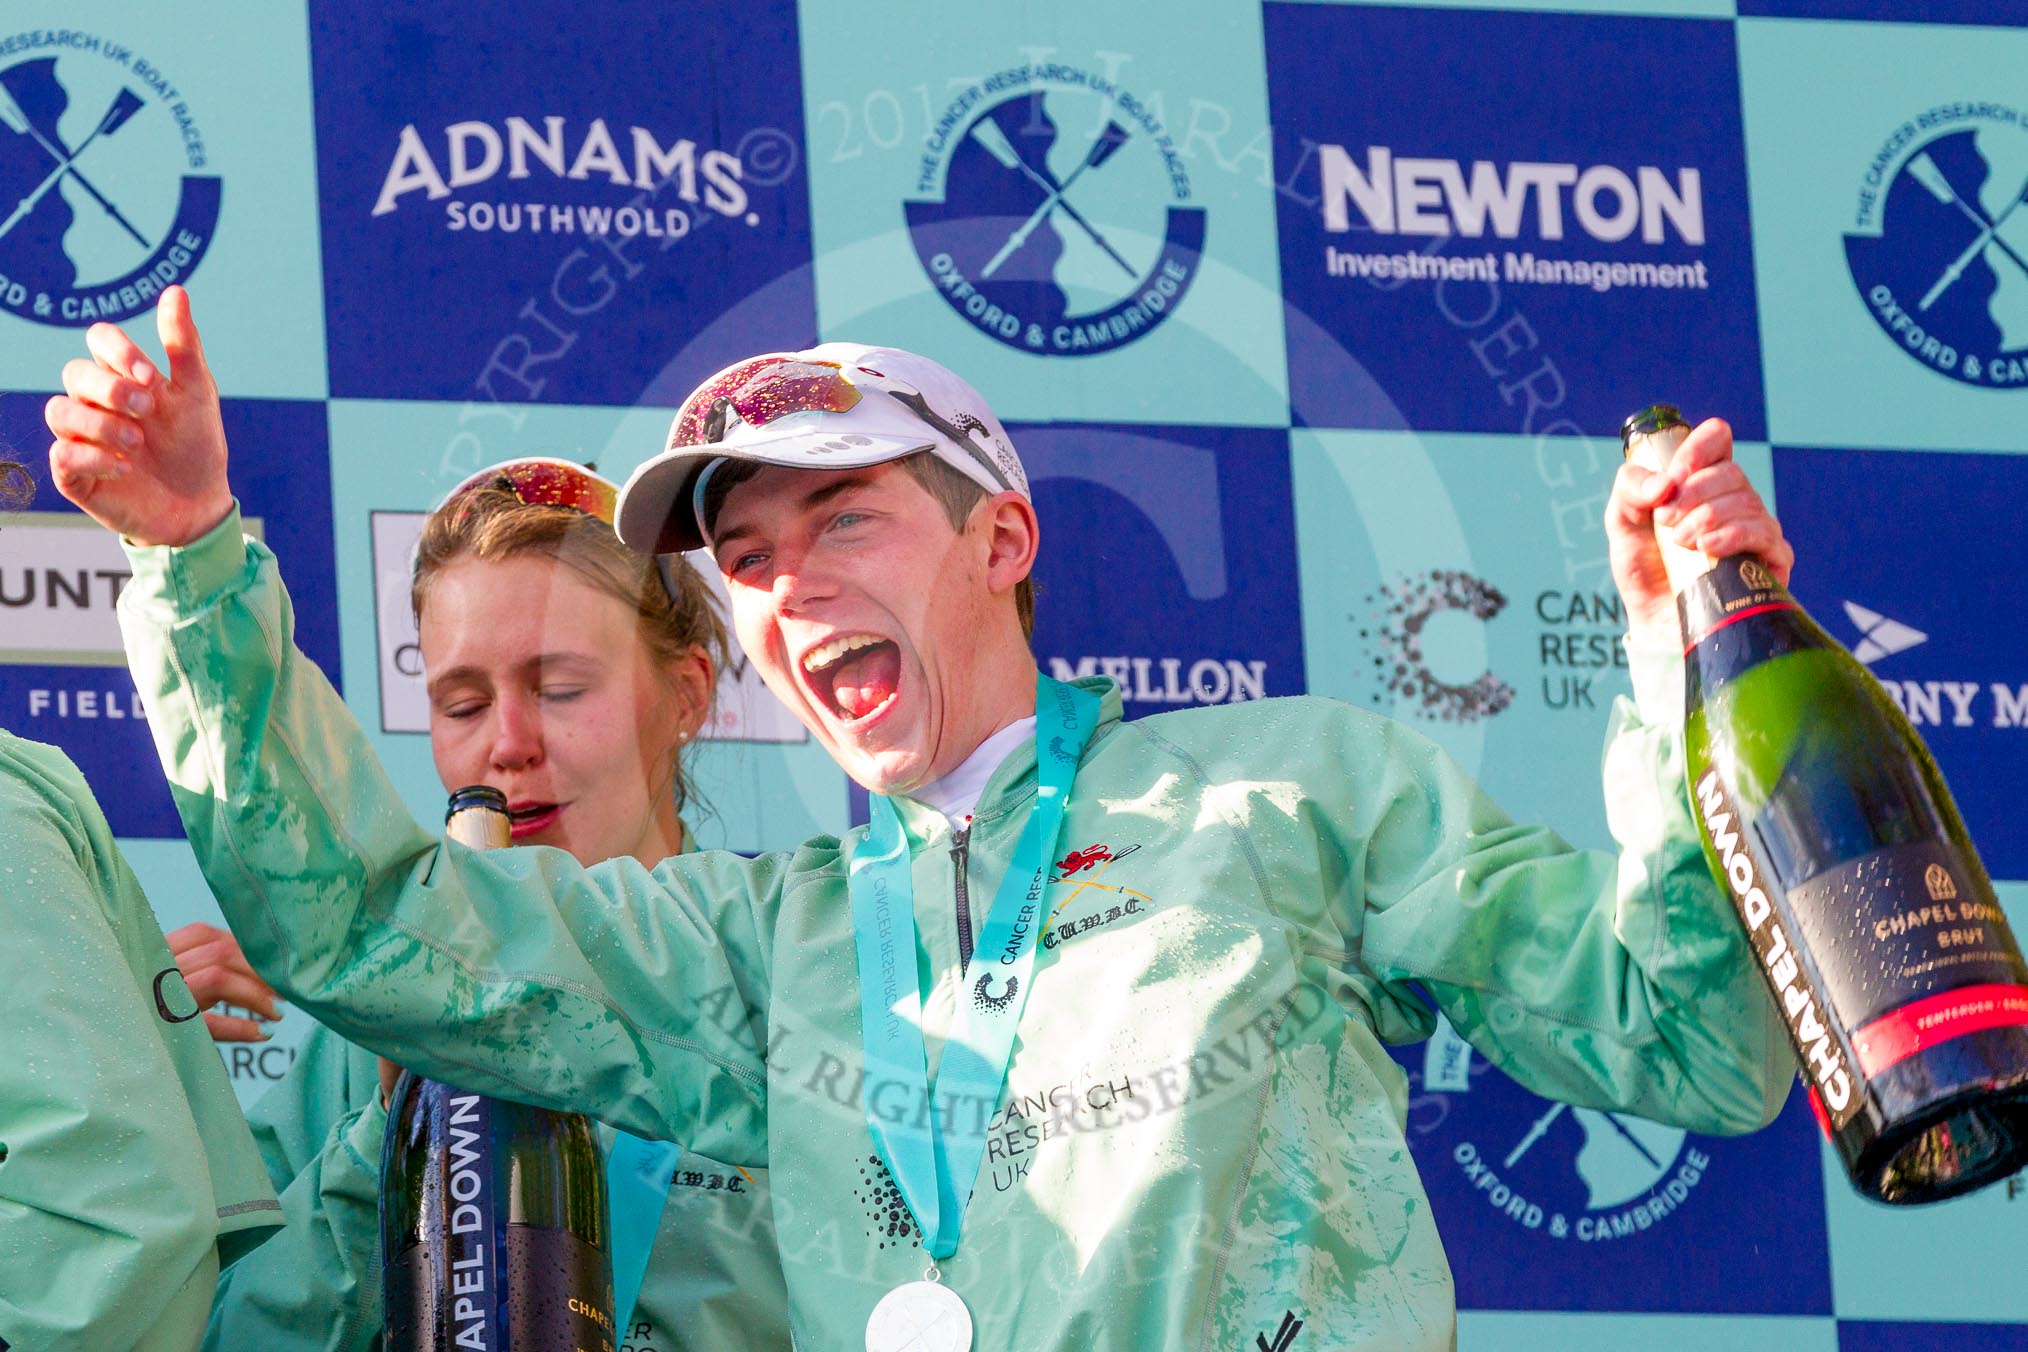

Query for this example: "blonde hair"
[411,482,728,816]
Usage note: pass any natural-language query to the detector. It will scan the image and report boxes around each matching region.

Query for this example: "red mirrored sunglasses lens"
[440,459,618,524]
[670,358,863,447]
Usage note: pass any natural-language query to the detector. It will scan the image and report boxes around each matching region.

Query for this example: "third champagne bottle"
[1625,406,2028,1203]
[381,784,619,1348]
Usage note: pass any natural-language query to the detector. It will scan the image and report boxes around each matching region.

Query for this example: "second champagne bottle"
[380,784,619,1349]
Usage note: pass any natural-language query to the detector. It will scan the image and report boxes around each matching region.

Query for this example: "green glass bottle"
[380,785,618,1349]
[1625,406,2028,1204]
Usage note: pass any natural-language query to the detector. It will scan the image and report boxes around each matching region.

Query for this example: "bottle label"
[389,1225,615,1351]
[1678,555,1799,653]
[1785,841,2028,1075]
[1692,761,2028,1130]
[385,1090,502,1347]
[507,1227,618,1351]
[1690,764,1864,1131]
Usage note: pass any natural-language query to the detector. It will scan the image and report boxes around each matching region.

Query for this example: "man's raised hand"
[44,285,233,547]
[168,922,281,1045]
[1606,416,1796,649]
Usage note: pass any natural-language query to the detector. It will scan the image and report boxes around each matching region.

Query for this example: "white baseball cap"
[615,342,1030,555]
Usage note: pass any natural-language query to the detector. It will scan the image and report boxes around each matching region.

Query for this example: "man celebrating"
[48,288,1792,1351]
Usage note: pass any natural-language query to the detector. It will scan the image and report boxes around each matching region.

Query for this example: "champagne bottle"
[381,785,618,1349]
[1624,406,2028,1203]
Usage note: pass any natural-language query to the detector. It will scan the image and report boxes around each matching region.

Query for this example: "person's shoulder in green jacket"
[0,729,280,1351]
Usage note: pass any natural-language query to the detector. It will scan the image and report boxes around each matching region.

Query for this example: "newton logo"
[0,33,218,326]
[1845,105,2028,388]
[1320,147,1704,244]
[905,63,1205,357]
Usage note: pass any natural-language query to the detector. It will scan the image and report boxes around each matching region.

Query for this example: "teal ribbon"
[604,1131,681,1333]
[847,673,1098,1261]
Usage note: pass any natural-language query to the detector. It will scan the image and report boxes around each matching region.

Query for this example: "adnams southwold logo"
[905,61,1205,356]
[1844,103,2028,387]
[369,114,755,241]
[0,29,217,325]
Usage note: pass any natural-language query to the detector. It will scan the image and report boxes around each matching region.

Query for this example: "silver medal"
[865,1275,973,1352]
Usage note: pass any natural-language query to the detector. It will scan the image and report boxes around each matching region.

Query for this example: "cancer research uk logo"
[1359,570,1632,724]
[0,30,217,326]
[904,62,1205,356]
[1845,103,2028,387]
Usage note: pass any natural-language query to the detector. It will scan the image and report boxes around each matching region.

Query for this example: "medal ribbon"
[848,674,1098,1261]
[604,1131,681,1333]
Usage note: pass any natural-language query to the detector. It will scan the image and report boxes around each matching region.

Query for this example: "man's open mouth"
[801,633,901,723]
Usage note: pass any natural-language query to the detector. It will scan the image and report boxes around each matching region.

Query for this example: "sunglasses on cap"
[438,456,621,524]
[670,357,1018,493]
[433,456,685,598]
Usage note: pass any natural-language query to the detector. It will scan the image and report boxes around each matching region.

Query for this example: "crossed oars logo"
[1905,150,2028,313]
[968,115,1135,281]
[1504,1102,1666,1173]
[0,82,148,246]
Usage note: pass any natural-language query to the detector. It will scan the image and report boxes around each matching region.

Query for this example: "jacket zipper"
[951,823,974,974]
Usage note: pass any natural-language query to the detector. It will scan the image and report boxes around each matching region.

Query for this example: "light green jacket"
[0,731,280,1351]
[120,513,1789,1352]
[206,974,791,1351]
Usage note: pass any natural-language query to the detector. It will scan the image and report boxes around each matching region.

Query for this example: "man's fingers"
[48,437,129,482]
[165,921,229,955]
[1664,488,1764,546]
[170,926,280,1020]
[174,932,258,980]
[1689,519,1795,582]
[45,394,143,453]
[1653,462,1752,526]
[183,963,281,1020]
[203,1011,271,1044]
[1658,416,1735,490]
[84,321,157,387]
[157,286,209,390]
[61,359,155,417]
[1610,462,1672,525]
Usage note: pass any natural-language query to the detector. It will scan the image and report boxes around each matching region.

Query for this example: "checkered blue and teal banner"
[3,3,2025,1344]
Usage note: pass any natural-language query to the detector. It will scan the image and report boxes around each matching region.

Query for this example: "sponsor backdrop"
[0,1,2022,1345]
